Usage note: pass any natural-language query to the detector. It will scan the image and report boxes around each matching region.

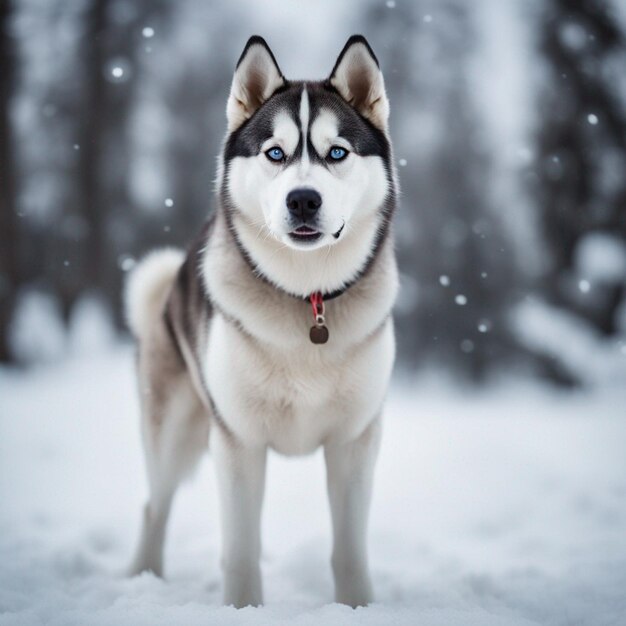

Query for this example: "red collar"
[308,292,329,344]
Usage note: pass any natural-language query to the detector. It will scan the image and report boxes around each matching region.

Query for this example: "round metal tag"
[309,325,329,344]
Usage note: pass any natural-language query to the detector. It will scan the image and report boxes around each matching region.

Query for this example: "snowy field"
[1,345,626,626]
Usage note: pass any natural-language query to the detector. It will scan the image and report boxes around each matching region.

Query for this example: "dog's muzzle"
[287,187,323,243]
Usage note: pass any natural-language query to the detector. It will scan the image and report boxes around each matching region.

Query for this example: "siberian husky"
[125,35,398,608]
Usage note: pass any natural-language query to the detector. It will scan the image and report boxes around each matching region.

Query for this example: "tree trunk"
[79,0,108,295]
[0,0,19,363]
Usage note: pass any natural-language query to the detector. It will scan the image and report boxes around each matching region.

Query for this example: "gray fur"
[126,35,398,608]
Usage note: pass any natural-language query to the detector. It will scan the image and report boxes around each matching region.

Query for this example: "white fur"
[124,248,184,336]
[129,37,397,610]
[326,417,381,606]
[227,148,389,296]
[226,90,389,260]
[212,425,266,606]
[199,212,398,607]
[129,372,210,577]
[205,312,395,453]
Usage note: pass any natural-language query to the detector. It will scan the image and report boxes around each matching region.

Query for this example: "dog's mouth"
[288,225,323,244]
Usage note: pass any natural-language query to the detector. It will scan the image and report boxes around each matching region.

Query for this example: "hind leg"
[129,351,209,577]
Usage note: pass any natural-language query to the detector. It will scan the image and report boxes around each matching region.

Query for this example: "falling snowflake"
[587,113,598,125]
[439,275,450,287]
[105,58,132,84]
[578,279,591,293]
[164,198,174,208]
[455,294,467,306]
[478,319,492,333]
[460,339,474,353]
[142,27,155,38]
[558,21,587,51]
[118,255,136,272]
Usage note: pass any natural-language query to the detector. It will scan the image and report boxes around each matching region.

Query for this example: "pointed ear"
[227,36,285,132]
[329,35,389,130]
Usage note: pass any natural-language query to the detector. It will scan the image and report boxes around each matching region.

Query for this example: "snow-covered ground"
[1,346,625,626]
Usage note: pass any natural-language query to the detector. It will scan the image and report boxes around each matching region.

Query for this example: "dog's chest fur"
[169,213,398,455]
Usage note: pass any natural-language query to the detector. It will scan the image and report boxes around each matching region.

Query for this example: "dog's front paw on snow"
[334,572,374,608]
[222,566,263,608]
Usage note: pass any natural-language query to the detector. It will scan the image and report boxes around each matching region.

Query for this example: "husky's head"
[220,35,395,296]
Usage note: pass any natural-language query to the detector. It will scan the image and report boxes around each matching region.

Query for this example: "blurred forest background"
[0,0,625,386]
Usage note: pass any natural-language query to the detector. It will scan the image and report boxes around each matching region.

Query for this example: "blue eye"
[266,146,284,162]
[329,146,348,161]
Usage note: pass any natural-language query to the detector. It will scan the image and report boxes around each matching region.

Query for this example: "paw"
[222,565,263,608]
[333,562,373,607]
[127,557,163,578]
[335,584,373,608]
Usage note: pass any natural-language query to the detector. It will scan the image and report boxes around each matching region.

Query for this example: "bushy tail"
[124,248,185,338]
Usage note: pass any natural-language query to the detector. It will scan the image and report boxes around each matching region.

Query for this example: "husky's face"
[222,36,393,253]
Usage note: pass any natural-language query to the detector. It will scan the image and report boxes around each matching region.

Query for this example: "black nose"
[286,188,322,222]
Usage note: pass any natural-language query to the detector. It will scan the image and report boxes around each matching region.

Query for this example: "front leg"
[212,424,267,608]
[324,417,382,607]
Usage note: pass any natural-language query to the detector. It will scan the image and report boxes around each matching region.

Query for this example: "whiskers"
[241,216,276,245]
[266,239,291,262]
